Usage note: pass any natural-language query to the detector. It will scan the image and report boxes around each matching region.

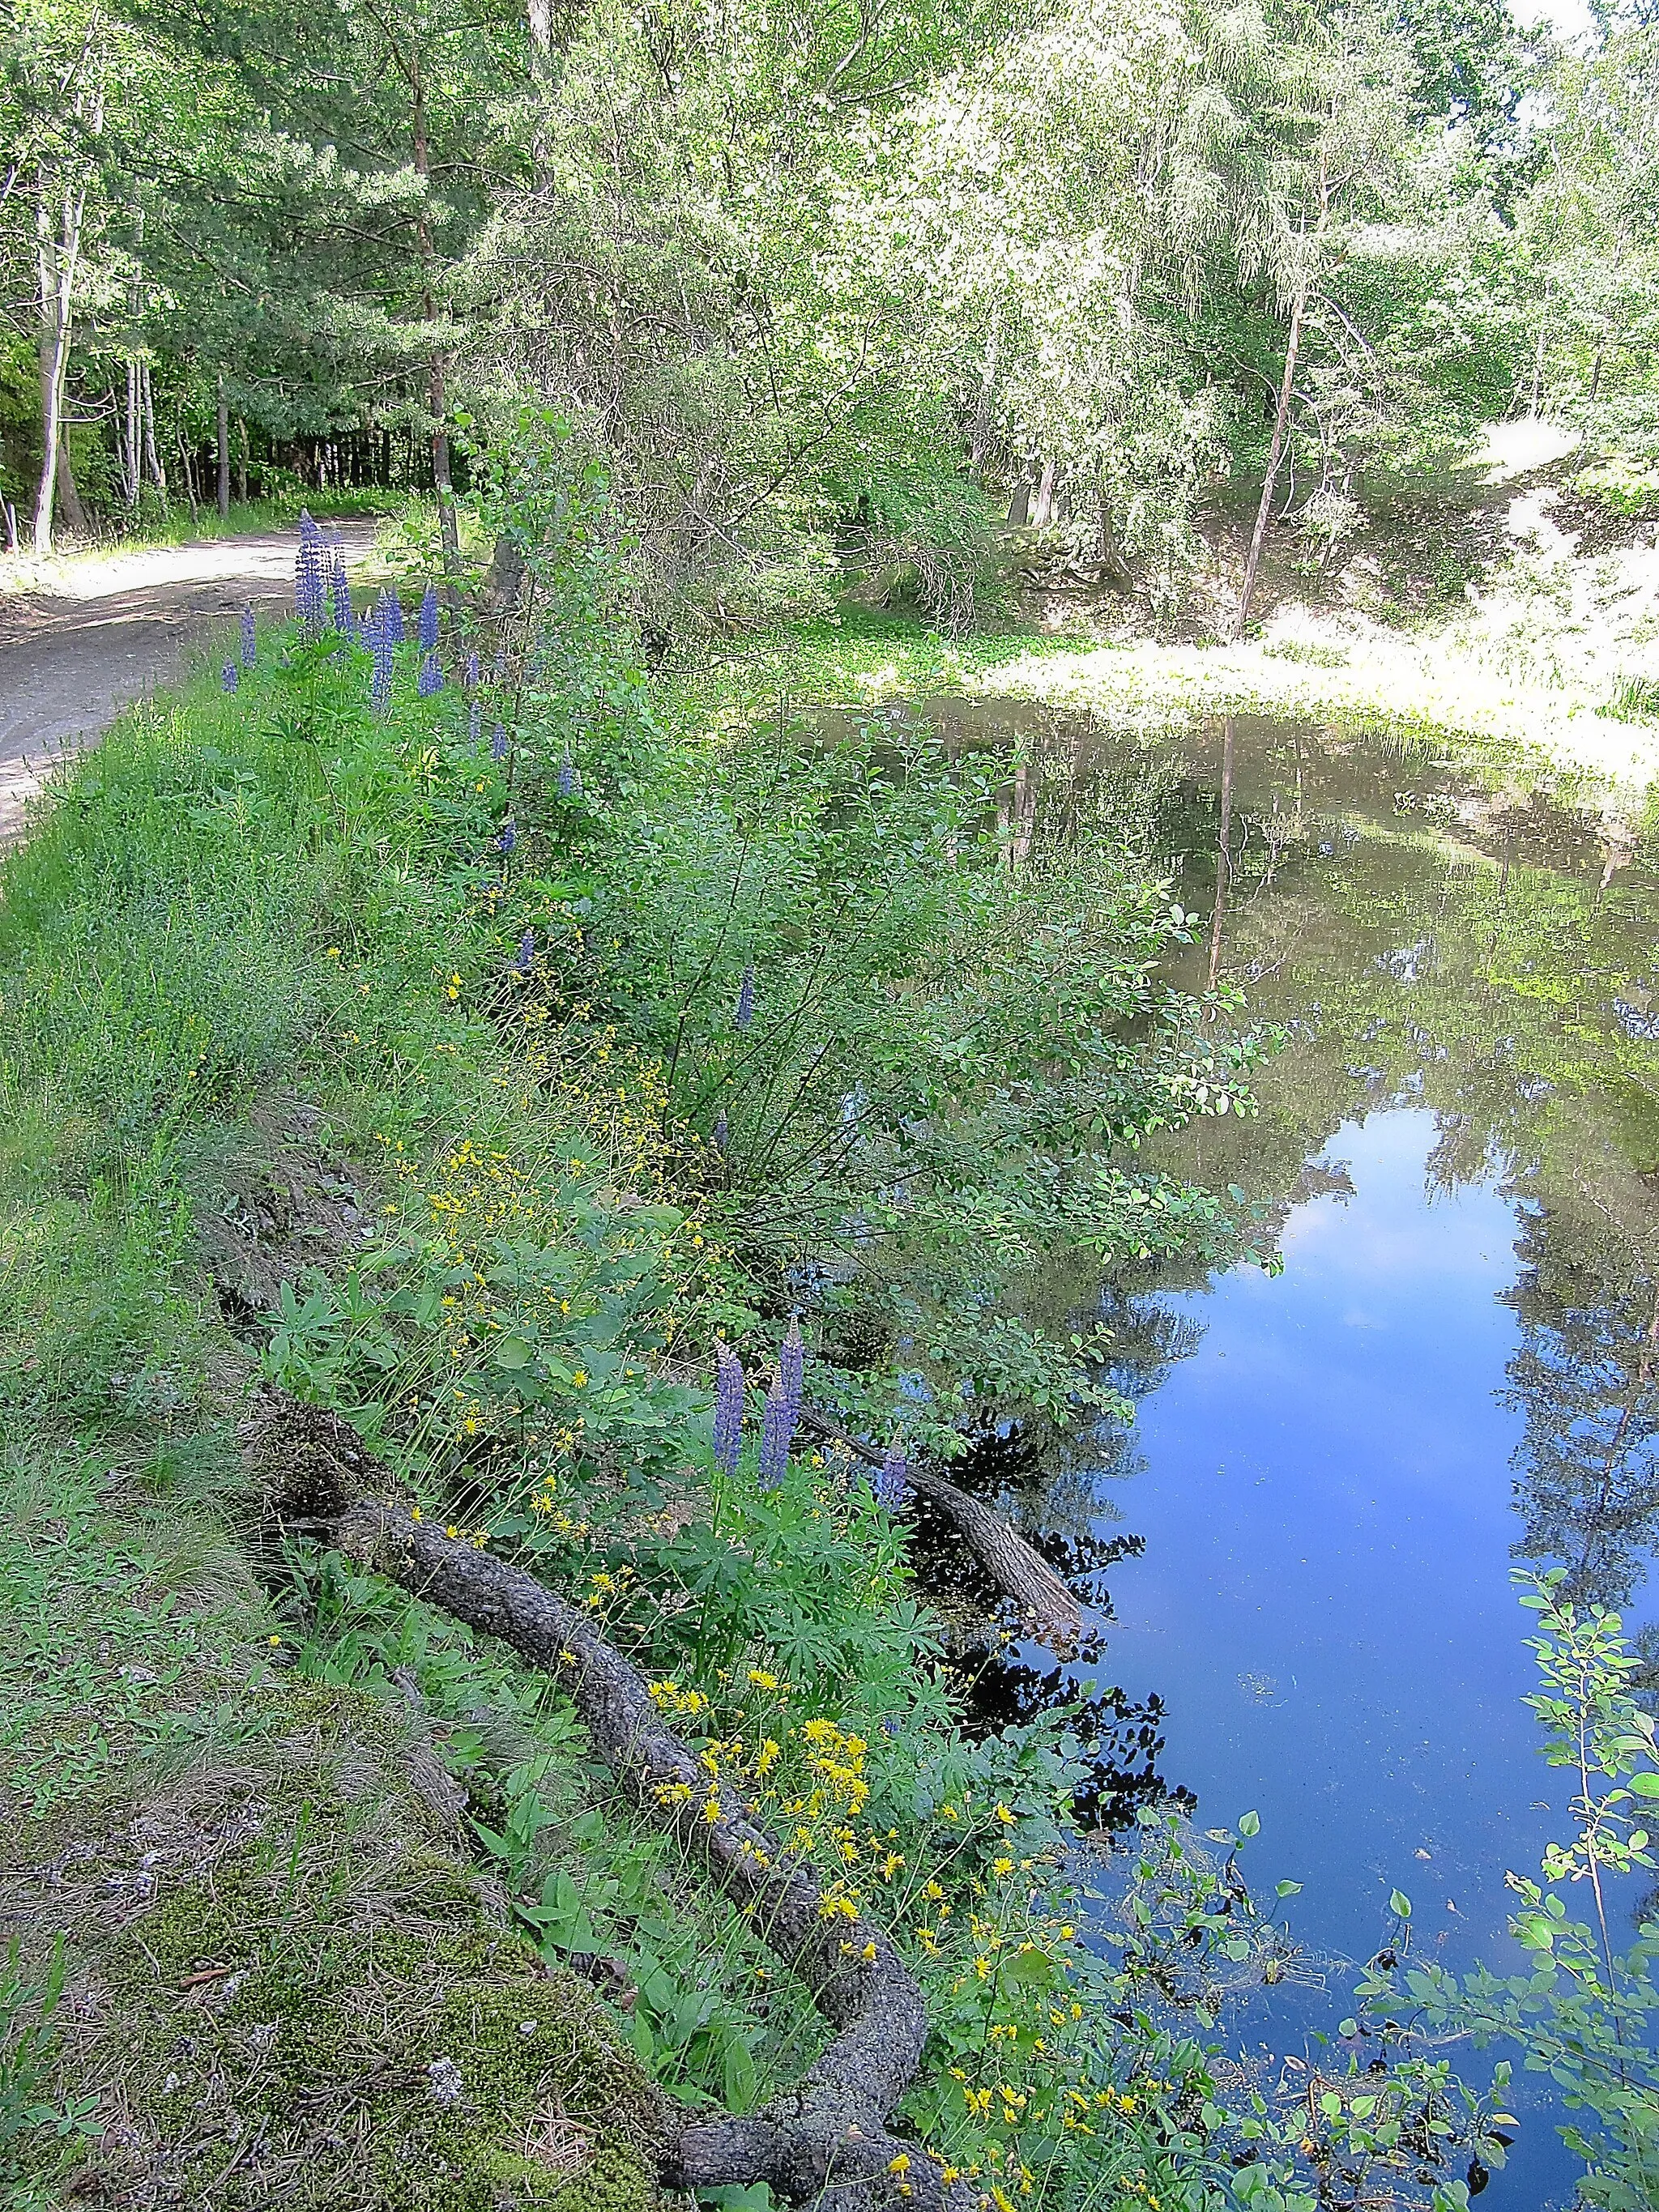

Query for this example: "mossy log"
[795,1407,1083,1652]
[248,1395,975,2212]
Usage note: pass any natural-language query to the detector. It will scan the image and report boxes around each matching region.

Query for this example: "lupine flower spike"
[329,546,353,633]
[491,722,509,763]
[468,699,481,748]
[713,1341,744,1476]
[712,1110,728,1153]
[557,752,579,798]
[417,653,443,698]
[779,1317,804,1430]
[497,819,517,855]
[758,1375,795,1491]
[382,589,405,646]
[735,964,755,1032]
[221,661,239,693]
[464,648,479,689]
[874,1443,909,1511]
[294,511,326,626]
[370,620,394,714]
[241,605,257,667]
[418,582,440,653]
[516,928,535,973]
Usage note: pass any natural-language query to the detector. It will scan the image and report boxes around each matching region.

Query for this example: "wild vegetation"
[5,0,1659,2210]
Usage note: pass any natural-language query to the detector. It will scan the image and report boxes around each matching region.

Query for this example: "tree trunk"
[237,416,249,503]
[216,377,230,520]
[249,1392,974,2212]
[124,360,139,507]
[1094,469,1132,592]
[968,318,1000,471]
[177,429,199,528]
[141,362,166,492]
[527,0,553,186]
[1231,288,1306,642]
[410,59,463,607]
[54,431,87,537]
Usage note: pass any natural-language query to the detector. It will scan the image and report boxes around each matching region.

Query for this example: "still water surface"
[922,699,1659,2207]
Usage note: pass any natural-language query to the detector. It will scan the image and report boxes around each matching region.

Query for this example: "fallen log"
[245,1393,976,2212]
[796,1406,1084,1653]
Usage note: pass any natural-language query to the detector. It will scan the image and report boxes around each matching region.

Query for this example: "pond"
[917,697,1659,2208]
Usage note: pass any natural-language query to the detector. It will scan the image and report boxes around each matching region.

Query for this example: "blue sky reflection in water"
[1092,1110,1601,2204]
[1101,1105,1554,1971]
[915,699,1659,2210]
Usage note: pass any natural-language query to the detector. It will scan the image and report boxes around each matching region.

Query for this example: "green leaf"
[494,1336,535,1371]
[1627,1771,1659,1796]
[1276,1880,1303,1897]
[1389,1889,1413,1920]
[1238,1809,1260,1839]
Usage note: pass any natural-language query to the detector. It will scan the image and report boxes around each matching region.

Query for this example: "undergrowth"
[0,475,1517,2212]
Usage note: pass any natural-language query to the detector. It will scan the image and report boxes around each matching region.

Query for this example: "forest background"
[2,0,1654,639]
[5,5,1659,2212]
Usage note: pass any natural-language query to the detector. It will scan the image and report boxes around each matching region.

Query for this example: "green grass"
[0,596,1303,2212]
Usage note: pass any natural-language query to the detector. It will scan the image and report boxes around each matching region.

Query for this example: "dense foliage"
[4,0,1657,625]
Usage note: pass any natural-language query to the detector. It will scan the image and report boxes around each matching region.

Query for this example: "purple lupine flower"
[221,660,239,693]
[758,1375,795,1490]
[873,1442,909,1511]
[557,753,580,798]
[294,511,326,626]
[779,1316,804,1430]
[497,818,516,855]
[713,1341,744,1476]
[418,582,440,653]
[516,928,535,972]
[417,653,443,698]
[492,646,506,680]
[381,589,405,645]
[712,1110,728,1153]
[735,964,755,1032]
[468,699,481,748]
[370,619,395,714]
[491,722,509,763]
[241,605,257,668]
[463,648,479,689]
[329,547,353,633]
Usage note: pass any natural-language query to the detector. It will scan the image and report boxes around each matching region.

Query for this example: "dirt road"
[0,521,379,839]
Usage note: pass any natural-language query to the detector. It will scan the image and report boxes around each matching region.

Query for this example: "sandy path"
[0,520,379,838]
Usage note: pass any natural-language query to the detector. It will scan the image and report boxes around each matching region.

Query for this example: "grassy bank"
[677,600,1654,814]
[2,565,1528,2212]
[0,595,1257,2212]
